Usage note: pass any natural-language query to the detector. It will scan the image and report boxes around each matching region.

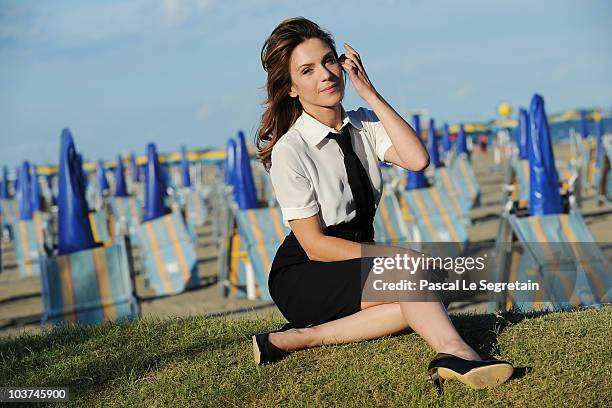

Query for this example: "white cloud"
[162,0,214,26]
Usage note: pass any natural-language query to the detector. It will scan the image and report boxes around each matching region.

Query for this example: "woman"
[253,17,513,392]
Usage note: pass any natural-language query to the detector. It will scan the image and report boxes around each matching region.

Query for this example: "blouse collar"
[293,106,363,147]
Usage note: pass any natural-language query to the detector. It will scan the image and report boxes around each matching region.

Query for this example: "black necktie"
[327,125,376,225]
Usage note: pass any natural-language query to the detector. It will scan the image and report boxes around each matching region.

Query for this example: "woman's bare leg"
[269,299,479,360]
[268,248,480,360]
[268,302,409,350]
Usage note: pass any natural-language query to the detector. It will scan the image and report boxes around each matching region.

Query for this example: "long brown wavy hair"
[256,17,342,171]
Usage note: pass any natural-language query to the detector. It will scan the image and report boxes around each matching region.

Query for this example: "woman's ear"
[288,85,298,98]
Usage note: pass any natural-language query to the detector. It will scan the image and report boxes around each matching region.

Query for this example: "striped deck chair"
[184,189,209,229]
[452,157,481,206]
[39,237,139,326]
[234,207,289,300]
[510,159,530,208]
[399,187,469,256]
[227,231,249,299]
[216,197,238,297]
[109,196,142,245]
[138,212,199,296]
[433,166,473,224]
[89,211,112,247]
[492,213,610,313]
[374,191,409,245]
[11,212,45,277]
[0,199,19,239]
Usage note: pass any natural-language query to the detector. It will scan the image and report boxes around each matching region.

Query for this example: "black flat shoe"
[252,332,290,365]
[428,353,514,393]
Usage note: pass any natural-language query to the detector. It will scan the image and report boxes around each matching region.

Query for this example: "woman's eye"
[302,68,311,74]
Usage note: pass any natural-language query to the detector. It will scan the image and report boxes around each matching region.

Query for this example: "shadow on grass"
[0,316,248,402]
[451,306,553,357]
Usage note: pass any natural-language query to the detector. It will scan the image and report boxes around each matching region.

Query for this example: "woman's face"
[288,37,344,111]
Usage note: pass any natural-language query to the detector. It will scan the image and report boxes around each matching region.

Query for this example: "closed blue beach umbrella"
[456,123,468,156]
[528,94,562,216]
[517,108,530,160]
[427,118,441,168]
[57,128,95,255]
[143,143,170,221]
[442,123,452,155]
[180,145,191,188]
[235,131,258,209]
[0,166,10,199]
[130,153,140,182]
[114,155,129,197]
[45,175,56,206]
[579,110,589,139]
[18,161,33,220]
[76,153,88,192]
[406,115,428,190]
[595,118,604,167]
[30,164,42,212]
[225,138,237,186]
[97,160,110,194]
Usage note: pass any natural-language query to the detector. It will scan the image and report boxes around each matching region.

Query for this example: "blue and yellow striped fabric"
[40,241,139,326]
[234,207,289,300]
[0,199,19,231]
[501,213,610,312]
[374,192,409,244]
[89,211,112,247]
[109,196,142,245]
[185,189,209,229]
[138,212,199,296]
[452,157,481,206]
[400,187,469,251]
[11,212,44,277]
[433,166,473,222]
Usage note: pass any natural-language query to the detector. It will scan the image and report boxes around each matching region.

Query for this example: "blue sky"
[1,0,611,167]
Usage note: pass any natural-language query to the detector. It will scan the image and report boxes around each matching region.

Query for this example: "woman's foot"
[437,338,481,361]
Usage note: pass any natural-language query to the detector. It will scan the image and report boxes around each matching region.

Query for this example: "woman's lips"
[322,84,337,93]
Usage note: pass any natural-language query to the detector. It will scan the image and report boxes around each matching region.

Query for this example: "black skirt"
[268,218,376,328]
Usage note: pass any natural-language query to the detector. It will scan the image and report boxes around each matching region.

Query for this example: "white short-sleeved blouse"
[269,106,393,228]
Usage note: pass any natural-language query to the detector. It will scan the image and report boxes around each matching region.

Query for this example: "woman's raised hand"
[340,43,378,103]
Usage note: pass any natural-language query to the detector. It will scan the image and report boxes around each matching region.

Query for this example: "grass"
[0,305,610,407]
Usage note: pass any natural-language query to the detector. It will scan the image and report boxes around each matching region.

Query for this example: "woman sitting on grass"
[253,16,514,393]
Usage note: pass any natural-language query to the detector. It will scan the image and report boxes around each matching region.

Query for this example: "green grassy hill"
[1,306,610,407]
